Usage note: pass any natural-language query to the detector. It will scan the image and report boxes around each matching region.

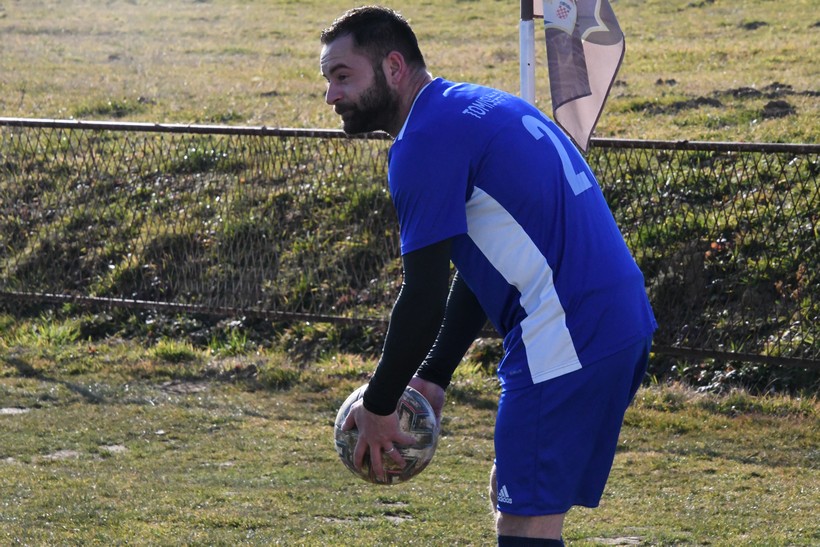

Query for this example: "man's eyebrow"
[323,61,354,77]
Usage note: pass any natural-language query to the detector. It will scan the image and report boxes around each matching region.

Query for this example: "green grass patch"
[73,98,147,119]
[150,338,200,364]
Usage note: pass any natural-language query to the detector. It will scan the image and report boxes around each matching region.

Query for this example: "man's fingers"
[342,408,356,431]
[353,433,368,469]
[368,445,386,481]
[385,445,406,468]
[398,431,417,447]
[373,445,409,483]
[353,438,396,482]
[408,376,446,427]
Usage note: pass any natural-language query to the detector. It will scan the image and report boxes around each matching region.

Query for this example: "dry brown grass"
[1,0,817,141]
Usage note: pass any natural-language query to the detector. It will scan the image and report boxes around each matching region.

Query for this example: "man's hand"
[409,376,445,426]
[342,399,416,483]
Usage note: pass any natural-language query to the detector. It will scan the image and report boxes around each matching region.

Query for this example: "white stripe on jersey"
[466,187,582,383]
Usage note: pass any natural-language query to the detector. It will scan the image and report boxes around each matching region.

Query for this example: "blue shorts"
[493,336,651,516]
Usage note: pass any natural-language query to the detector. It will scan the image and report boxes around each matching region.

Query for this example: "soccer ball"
[334,384,439,484]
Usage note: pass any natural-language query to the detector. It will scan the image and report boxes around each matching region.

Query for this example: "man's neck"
[386,70,434,137]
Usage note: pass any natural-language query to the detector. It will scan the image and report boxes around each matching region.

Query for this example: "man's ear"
[382,51,406,86]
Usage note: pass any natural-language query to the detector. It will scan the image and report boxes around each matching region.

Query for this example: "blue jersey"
[388,78,657,390]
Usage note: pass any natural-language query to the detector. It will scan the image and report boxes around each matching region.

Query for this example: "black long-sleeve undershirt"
[362,239,452,415]
[362,238,489,415]
[415,271,488,390]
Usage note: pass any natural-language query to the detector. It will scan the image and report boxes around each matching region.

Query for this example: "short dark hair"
[320,6,426,69]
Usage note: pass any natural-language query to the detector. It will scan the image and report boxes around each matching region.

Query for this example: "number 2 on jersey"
[521,114,592,196]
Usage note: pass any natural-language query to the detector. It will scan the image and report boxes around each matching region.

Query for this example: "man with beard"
[320,6,656,546]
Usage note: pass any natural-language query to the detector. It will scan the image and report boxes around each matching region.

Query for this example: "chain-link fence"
[1,118,818,367]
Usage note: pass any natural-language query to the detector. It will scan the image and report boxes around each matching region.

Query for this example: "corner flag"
[520,0,625,152]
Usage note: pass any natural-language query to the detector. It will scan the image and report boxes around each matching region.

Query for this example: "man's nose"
[326,83,342,105]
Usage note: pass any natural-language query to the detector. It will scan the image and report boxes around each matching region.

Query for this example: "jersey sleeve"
[388,132,471,255]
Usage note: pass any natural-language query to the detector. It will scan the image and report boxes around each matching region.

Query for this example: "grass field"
[1,324,818,545]
[1,1,819,545]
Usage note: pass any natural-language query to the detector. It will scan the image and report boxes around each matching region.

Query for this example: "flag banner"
[533,0,624,152]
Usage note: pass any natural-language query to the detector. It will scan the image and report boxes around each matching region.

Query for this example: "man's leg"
[490,464,565,542]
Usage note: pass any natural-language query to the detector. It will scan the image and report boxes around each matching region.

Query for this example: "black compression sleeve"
[415,272,488,390]
[362,239,452,416]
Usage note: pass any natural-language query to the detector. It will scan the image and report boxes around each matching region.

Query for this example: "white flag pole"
[519,1,536,105]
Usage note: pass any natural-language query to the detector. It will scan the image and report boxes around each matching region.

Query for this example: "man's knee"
[491,464,566,544]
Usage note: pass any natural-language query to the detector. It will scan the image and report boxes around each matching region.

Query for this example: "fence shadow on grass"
[2,355,106,404]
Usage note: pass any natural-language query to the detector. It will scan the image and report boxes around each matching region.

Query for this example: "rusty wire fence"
[1,118,818,368]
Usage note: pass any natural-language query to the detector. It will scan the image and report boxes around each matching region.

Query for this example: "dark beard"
[336,68,399,135]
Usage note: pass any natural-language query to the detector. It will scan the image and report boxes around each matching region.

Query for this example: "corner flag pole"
[518,1,625,152]
[519,0,536,105]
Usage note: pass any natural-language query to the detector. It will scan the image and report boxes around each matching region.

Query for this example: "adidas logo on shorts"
[497,484,513,504]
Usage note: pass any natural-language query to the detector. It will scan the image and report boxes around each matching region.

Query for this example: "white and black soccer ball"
[334,384,439,484]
